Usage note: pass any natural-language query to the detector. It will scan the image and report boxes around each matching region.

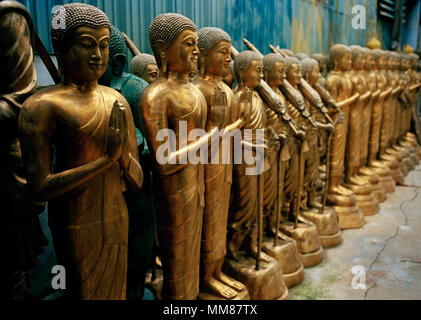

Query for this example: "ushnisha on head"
[197,27,232,76]
[130,54,159,83]
[328,44,352,71]
[149,13,197,74]
[234,50,263,89]
[51,3,111,59]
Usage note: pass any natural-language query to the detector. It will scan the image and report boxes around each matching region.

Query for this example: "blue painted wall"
[18,0,406,58]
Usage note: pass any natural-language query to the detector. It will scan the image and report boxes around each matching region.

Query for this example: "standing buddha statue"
[19,3,143,299]
[325,44,365,229]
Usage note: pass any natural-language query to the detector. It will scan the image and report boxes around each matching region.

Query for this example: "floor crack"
[363,188,418,300]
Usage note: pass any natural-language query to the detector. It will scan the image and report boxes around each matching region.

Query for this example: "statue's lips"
[88,63,104,69]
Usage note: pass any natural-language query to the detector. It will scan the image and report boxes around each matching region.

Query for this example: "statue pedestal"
[279,221,323,267]
[224,255,288,300]
[330,203,365,229]
[367,162,396,193]
[301,207,342,248]
[345,183,379,216]
[358,167,387,203]
[262,235,304,288]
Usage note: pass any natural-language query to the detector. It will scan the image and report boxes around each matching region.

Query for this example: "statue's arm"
[18,98,114,201]
[120,98,143,192]
[140,89,217,176]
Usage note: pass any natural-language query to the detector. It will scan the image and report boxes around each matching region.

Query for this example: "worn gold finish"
[225,50,287,300]
[325,44,365,229]
[194,27,249,300]
[19,4,143,300]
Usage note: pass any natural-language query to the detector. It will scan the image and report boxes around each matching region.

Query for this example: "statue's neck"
[201,73,222,84]
[63,77,98,93]
[166,70,190,84]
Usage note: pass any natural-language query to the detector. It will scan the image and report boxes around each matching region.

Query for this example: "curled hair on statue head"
[149,13,196,69]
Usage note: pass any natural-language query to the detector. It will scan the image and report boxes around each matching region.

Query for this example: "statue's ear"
[112,53,126,75]
[156,40,167,72]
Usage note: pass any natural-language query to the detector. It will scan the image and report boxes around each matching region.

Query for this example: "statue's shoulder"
[21,85,65,114]
[139,78,171,107]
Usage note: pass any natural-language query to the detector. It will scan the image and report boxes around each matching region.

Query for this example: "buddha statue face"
[352,53,364,70]
[60,26,110,83]
[334,51,352,72]
[308,63,321,85]
[143,63,159,83]
[243,59,263,89]
[267,61,286,87]
[165,29,199,74]
[287,63,302,86]
[363,53,373,71]
[378,54,388,69]
[201,40,232,77]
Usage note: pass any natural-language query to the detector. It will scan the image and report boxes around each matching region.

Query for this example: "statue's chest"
[168,86,207,133]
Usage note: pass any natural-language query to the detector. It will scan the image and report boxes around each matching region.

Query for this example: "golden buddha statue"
[193,27,248,300]
[0,0,47,300]
[261,53,305,287]
[390,52,414,171]
[225,50,288,300]
[325,44,365,229]
[130,54,159,84]
[382,51,410,177]
[300,57,343,248]
[349,46,387,204]
[363,48,396,194]
[140,13,225,300]
[396,54,419,168]
[368,49,403,186]
[344,45,379,216]
[19,3,143,299]
[311,53,328,79]
[401,53,421,158]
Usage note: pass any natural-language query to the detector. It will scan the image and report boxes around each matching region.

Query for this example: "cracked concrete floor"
[288,165,421,300]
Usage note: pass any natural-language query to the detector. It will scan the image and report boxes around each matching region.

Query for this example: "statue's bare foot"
[202,277,238,300]
[216,272,245,292]
[329,185,353,197]
[250,245,271,263]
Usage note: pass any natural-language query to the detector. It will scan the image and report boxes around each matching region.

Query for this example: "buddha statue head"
[328,44,352,72]
[408,53,419,70]
[262,53,286,87]
[390,51,400,70]
[130,54,159,83]
[399,53,410,71]
[311,53,327,75]
[285,56,302,86]
[99,25,127,85]
[301,58,321,86]
[295,52,309,61]
[51,3,111,83]
[280,48,294,57]
[362,48,374,71]
[234,50,263,89]
[149,13,198,76]
[197,27,232,78]
[349,45,365,71]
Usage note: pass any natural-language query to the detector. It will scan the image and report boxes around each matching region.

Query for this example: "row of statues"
[1,1,421,300]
